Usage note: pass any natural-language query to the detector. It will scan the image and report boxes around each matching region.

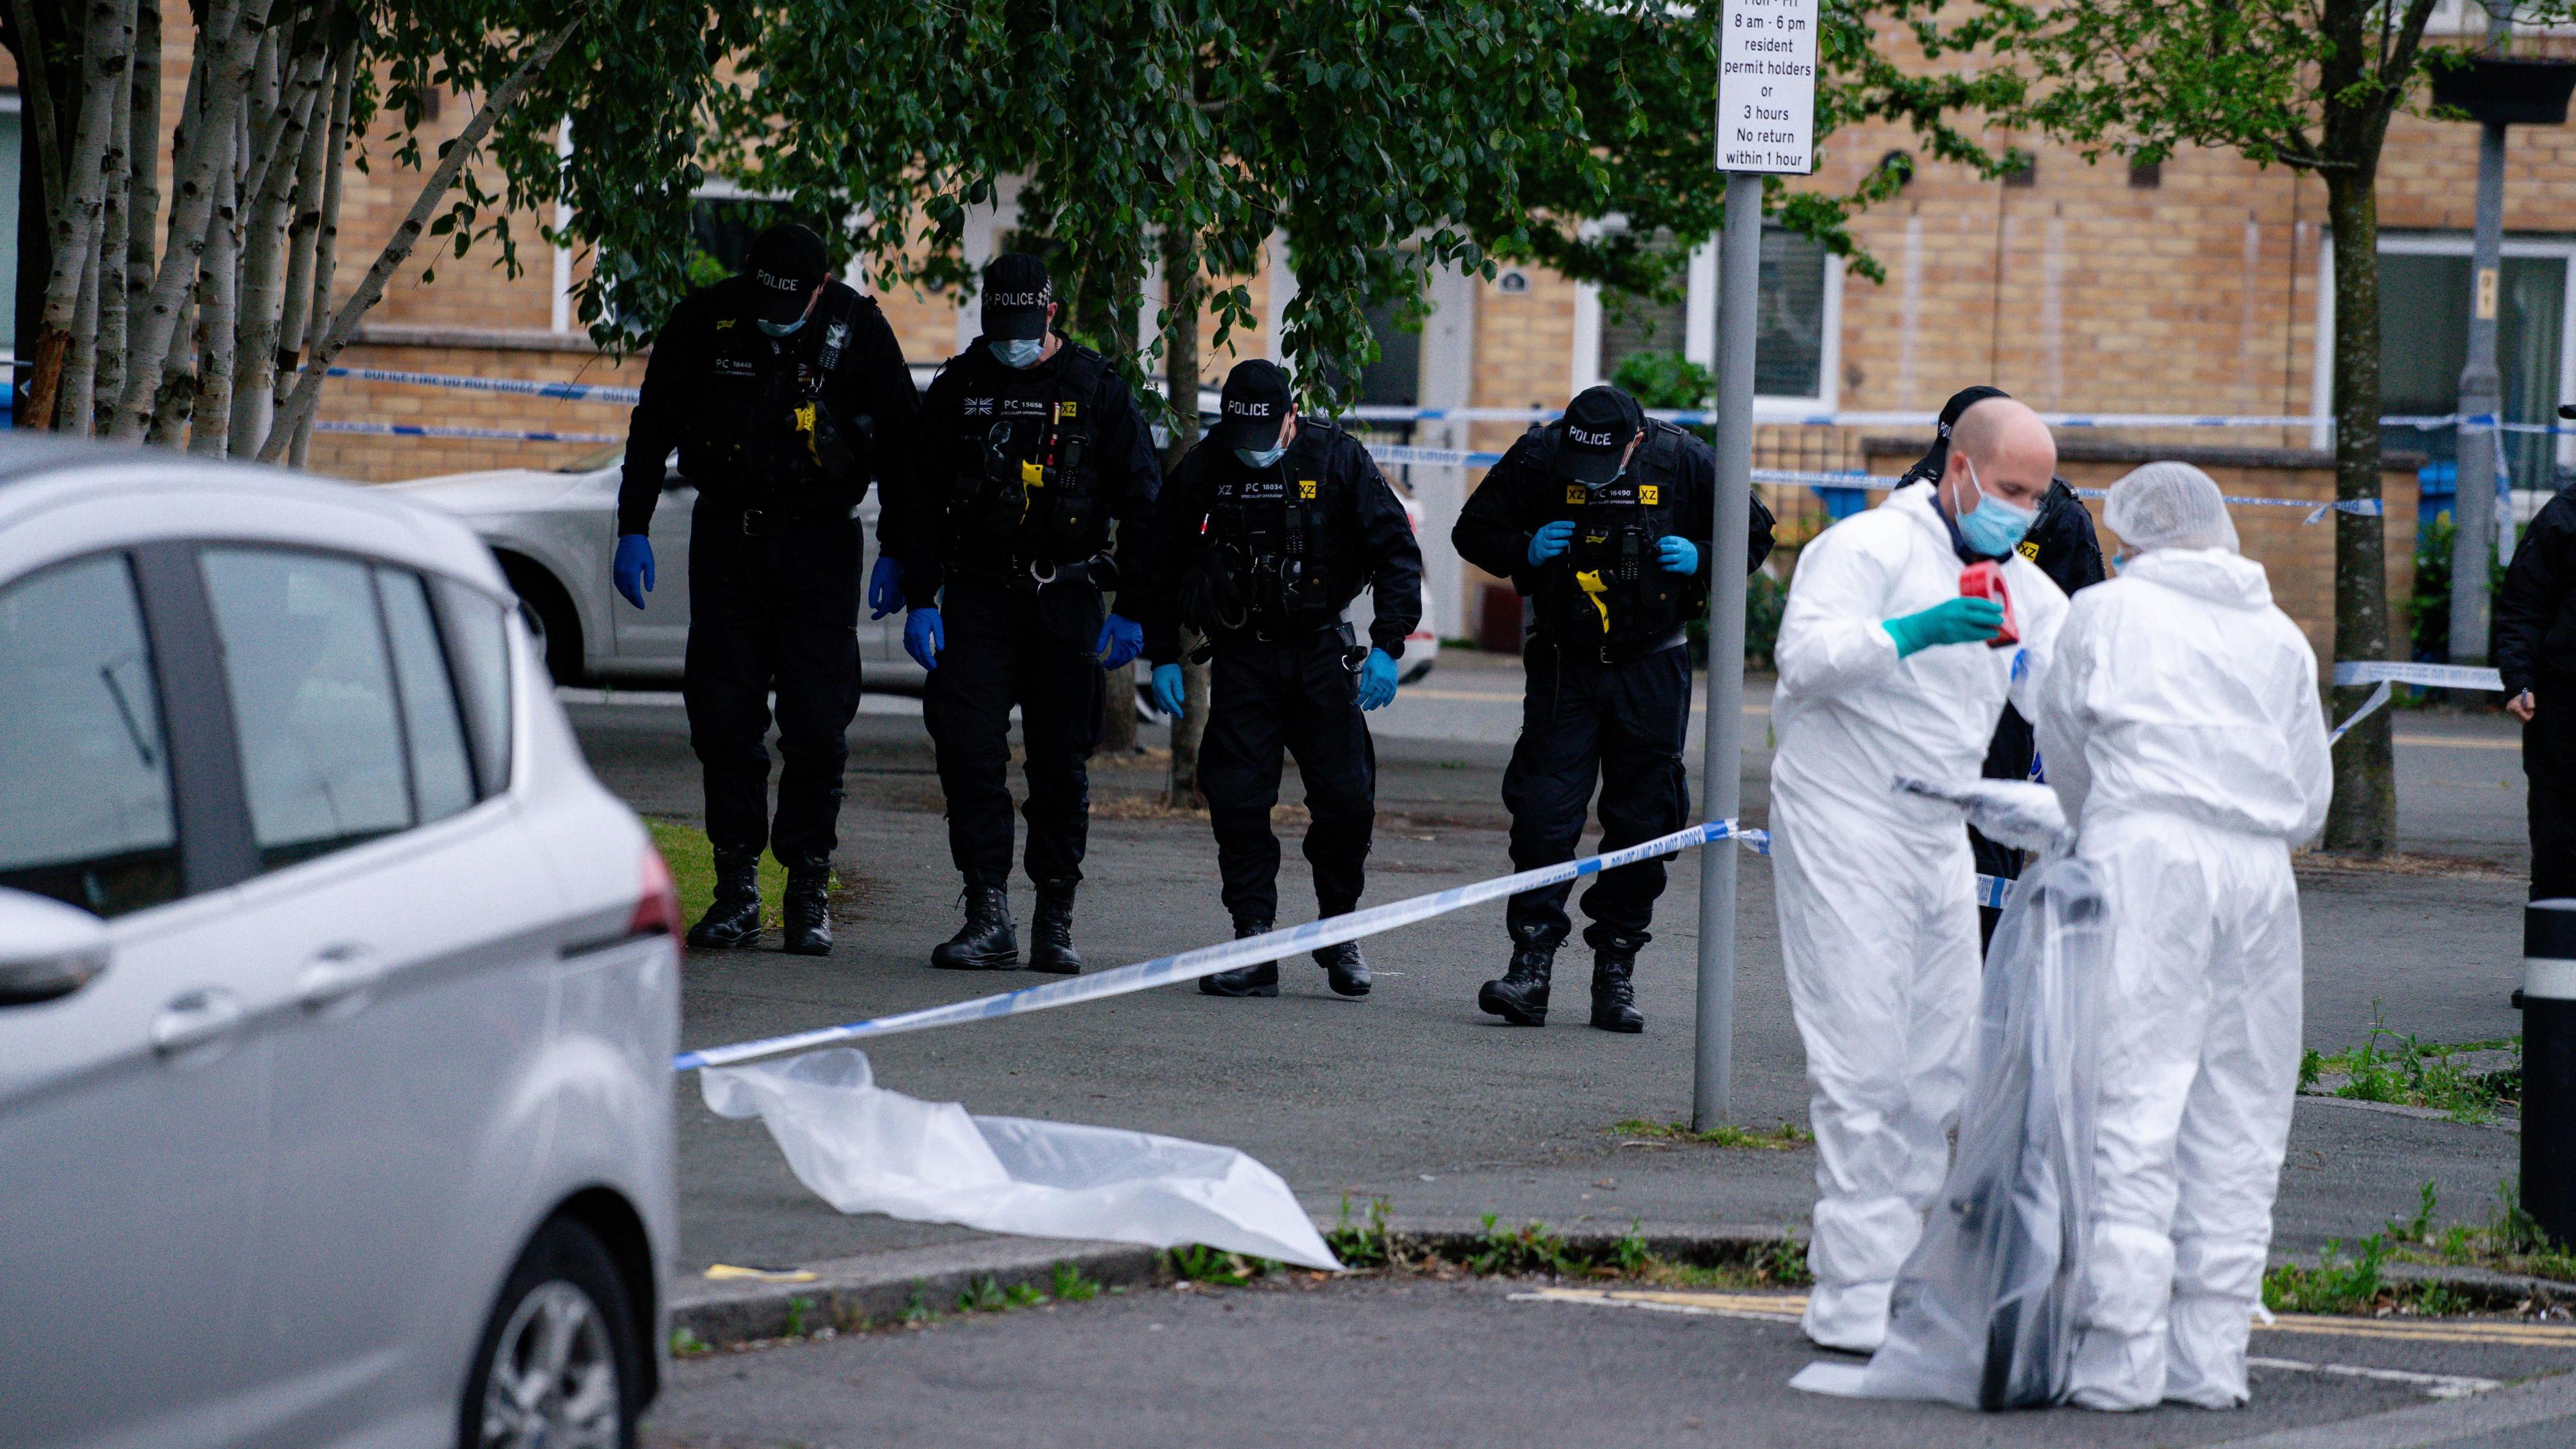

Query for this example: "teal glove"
[1882,597,2006,657]
[1356,648,1399,710]
[1527,519,1576,567]
[1151,662,1186,717]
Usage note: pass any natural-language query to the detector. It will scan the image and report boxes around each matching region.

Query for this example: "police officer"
[1143,360,1425,998]
[614,221,919,956]
[1452,384,1774,1031]
[897,252,1162,973]
[1896,384,2104,947]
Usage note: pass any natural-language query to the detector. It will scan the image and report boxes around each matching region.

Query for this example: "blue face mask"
[990,337,1045,369]
[1950,457,2037,557]
[756,313,807,338]
[1235,443,1288,470]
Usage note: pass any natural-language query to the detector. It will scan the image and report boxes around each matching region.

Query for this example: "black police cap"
[982,252,1055,341]
[747,222,828,325]
[1555,384,1645,487]
[1212,360,1294,452]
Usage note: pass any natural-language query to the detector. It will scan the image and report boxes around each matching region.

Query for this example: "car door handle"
[297,943,383,1013]
[151,988,248,1057]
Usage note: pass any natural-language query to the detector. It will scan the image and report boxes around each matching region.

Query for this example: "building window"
[2379,237,2571,492]
[2129,158,2162,189]
[1596,286,1690,386]
[1582,221,1835,407]
[1359,294,1421,409]
[1752,226,1829,399]
[2004,156,2038,188]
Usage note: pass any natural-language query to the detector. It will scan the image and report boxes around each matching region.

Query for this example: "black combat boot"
[1588,930,1646,1034]
[930,883,1018,970]
[1028,879,1082,974]
[1201,918,1279,997]
[782,858,833,957]
[1313,941,1372,998]
[686,849,763,949]
[1477,924,1558,1026]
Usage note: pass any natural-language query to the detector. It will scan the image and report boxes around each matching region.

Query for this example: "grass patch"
[2299,1004,2520,1123]
[2263,1180,2576,1318]
[1322,1197,1811,1289]
[2381,1180,2576,1285]
[669,1325,709,1358]
[1613,1118,1814,1150]
[647,818,790,932]
[1168,1244,1285,1287]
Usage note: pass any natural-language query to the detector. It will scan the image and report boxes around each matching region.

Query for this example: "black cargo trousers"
[1500,636,1691,949]
[682,496,864,866]
[922,576,1107,889]
[1199,625,1377,928]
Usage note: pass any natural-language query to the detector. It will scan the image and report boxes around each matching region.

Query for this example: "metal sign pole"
[1694,0,1815,1130]
[1693,170,1762,1130]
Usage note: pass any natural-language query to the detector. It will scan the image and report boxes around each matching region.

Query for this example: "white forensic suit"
[2038,547,2330,1409]
[1770,480,2070,1351]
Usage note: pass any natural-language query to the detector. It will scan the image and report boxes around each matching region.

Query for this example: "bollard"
[2521,900,2576,1247]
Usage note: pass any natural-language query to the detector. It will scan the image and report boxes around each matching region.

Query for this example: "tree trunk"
[188,110,239,455]
[270,42,331,405]
[2322,169,2396,854]
[112,0,268,441]
[288,44,348,468]
[93,31,132,431]
[261,15,583,460]
[1097,237,1146,759]
[9,0,70,245]
[61,235,99,431]
[23,0,137,431]
[1160,225,1209,808]
[123,0,160,354]
[230,35,325,455]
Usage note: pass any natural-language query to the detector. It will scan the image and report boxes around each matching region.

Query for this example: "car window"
[378,568,476,824]
[201,549,413,871]
[0,554,182,916]
[434,578,513,797]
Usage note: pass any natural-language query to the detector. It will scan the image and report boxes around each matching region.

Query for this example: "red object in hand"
[1957,561,2019,649]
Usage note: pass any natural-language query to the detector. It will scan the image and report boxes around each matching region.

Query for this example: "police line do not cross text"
[1719,0,1818,176]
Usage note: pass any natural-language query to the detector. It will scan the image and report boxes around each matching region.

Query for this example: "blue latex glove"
[1151,662,1187,717]
[1656,536,1699,575]
[904,606,943,671]
[1096,614,1144,670]
[1356,647,1399,710]
[1527,519,1576,568]
[1882,597,2006,657]
[612,533,654,610]
[867,556,906,619]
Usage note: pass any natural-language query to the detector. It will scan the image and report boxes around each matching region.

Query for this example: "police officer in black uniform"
[897,252,1162,973]
[1452,384,1774,1032]
[614,222,920,956]
[1142,360,1426,998]
[1896,384,2104,948]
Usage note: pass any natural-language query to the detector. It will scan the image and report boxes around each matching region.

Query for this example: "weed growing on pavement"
[2381,1181,2576,1286]
[1466,1216,1578,1277]
[2303,1004,2520,1123]
[1327,1197,1398,1269]
[1613,1118,1814,1150]
[900,1286,932,1326]
[1168,1245,1283,1287]
[2264,1236,2392,1314]
[781,1297,813,1338]
[958,1277,1010,1313]
[669,1326,709,1358]
[1613,1224,1652,1276]
[1051,1262,1099,1302]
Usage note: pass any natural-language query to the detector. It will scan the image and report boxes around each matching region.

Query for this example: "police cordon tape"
[319,363,2559,436]
[315,419,620,444]
[669,816,2016,1071]
[2328,659,2510,744]
[1368,447,2383,522]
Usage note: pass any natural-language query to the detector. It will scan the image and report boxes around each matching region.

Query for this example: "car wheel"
[460,1218,641,1449]
[496,556,584,684]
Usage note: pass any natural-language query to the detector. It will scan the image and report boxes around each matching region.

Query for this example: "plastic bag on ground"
[699,1047,1342,1271]
[1792,853,2106,1409]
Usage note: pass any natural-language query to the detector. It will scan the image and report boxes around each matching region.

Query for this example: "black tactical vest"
[681,280,866,499]
[1189,418,1344,634]
[941,342,1110,572]
[1526,419,1695,661]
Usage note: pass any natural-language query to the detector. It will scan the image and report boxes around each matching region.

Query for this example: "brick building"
[7,7,2559,655]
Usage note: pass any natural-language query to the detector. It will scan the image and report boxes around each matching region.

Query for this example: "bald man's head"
[1941,396,2055,519]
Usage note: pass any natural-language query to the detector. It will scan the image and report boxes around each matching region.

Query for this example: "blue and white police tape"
[323,364,641,405]
[315,419,621,443]
[2327,659,2508,743]
[669,816,2028,1073]
[675,819,1740,1070]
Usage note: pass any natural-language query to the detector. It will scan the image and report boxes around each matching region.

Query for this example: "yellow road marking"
[2392,735,2518,751]
[1515,1288,2576,1349]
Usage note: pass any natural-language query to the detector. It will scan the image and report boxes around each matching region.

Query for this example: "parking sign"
[1718,0,1817,175]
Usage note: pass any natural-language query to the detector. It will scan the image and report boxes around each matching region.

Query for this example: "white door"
[0,553,274,1448]
[189,549,566,1442]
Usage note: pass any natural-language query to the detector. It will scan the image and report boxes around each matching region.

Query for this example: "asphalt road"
[640,1272,2576,1449]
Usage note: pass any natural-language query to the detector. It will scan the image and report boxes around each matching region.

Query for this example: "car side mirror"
[0,888,111,1007]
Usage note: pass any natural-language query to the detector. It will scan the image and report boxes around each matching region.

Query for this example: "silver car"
[0,436,680,1449]
[392,444,1436,691]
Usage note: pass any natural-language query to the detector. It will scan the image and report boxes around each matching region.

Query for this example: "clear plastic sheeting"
[698,1048,1342,1271]
[1894,776,2073,856]
[1792,853,2107,1409]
